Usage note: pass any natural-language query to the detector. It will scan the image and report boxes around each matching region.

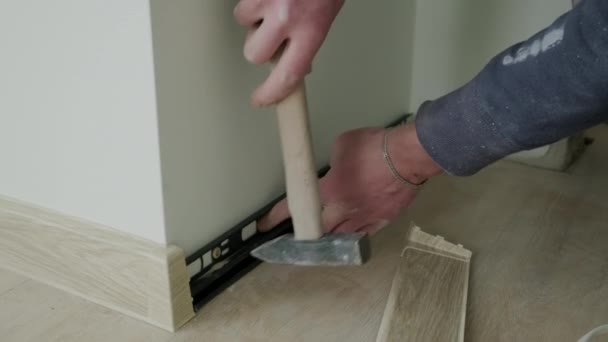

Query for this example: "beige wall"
[0,0,167,243]
[1,0,570,253]
[408,0,571,161]
[409,0,570,112]
[150,0,416,254]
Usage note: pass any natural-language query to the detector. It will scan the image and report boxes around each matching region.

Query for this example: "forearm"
[415,0,608,176]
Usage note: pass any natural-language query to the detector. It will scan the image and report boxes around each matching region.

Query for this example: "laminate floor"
[2,126,608,341]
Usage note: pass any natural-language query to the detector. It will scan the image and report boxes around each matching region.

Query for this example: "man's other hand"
[257,124,443,234]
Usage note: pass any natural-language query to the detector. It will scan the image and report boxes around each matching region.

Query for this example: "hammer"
[251,80,371,266]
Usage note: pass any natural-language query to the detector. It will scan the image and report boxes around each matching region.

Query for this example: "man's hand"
[234,0,344,106]
[258,123,444,234]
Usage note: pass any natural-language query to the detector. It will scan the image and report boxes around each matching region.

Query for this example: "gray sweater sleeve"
[415,0,608,176]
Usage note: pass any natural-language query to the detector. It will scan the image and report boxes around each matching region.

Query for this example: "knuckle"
[274,0,293,26]
[274,15,289,31]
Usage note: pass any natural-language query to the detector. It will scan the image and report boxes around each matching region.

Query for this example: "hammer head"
[250,233,371,266]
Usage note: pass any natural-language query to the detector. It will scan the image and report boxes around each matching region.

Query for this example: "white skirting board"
[0,196,194,332]
[506,134,586,171]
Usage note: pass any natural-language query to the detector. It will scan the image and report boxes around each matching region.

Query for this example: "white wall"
[3,0,567,253]
[409,0,570,112]
[150,0,416,254]
[0,1,167,243]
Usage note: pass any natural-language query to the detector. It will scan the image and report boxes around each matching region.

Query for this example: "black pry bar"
[187,113,412,311]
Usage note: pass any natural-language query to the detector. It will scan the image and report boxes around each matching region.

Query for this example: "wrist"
[385,123,443,184]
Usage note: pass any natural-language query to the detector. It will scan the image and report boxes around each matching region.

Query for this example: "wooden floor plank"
[376,227,471,342]
[377,249,468,342]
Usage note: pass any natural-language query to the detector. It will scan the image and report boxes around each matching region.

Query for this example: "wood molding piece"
[406,223,472,261]
[0,196,194,332]
[376,224,471,342]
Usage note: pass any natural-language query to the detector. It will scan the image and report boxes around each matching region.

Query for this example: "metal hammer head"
[250,233,371,266]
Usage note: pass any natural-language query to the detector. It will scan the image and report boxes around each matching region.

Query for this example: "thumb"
[257,198,290,232]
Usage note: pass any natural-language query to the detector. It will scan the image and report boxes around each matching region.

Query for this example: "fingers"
[251,33,321,106]
[244,20,287,65]
[256,200,348,233]
[331,219,389,235]
[234,0,264,26]
[257,199,388,235]
[330,220,361,234]
[357,220,390,235]
[257,198,289,232]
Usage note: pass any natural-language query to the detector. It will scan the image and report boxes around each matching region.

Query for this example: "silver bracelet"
[382,128,426,189]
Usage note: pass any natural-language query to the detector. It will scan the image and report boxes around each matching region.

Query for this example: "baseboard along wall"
[0,195,195,332]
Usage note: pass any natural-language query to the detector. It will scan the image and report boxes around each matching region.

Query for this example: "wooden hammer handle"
[276,82,324,240]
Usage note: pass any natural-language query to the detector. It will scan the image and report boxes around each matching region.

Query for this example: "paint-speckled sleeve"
[415,0,608,176]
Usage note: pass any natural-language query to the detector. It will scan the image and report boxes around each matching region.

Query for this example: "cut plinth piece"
[376,223,472,342]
